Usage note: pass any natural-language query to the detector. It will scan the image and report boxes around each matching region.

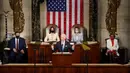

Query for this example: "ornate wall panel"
[89,0,98,41]
[32,0,41,41]
[9,0,25,33]
[105,0,121,35]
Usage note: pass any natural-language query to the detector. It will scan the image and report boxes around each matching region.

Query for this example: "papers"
[30,41,36,44]
[4,48,10,50]
[30,41,50,45]
[70,42,74,45]
[87,41,97,44]
[41,42,50,45]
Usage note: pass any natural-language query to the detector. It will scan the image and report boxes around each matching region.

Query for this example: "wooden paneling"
[28,43,100,63]
[0,64,129,73]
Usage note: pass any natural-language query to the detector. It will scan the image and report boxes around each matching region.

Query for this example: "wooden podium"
[52,52,72,66]
[28,42,100,63]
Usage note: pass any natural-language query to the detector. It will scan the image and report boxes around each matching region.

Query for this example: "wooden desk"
[28,43,100,63]
[28,44,52,63]
[0,63,129,73]
[52,52,72,66]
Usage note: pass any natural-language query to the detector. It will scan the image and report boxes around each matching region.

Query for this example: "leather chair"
[101,38,128,64]
[71,24,87,42]
[43,24,59,39]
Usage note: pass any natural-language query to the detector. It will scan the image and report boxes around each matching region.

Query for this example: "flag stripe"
[55,12,58,26]
[61,12,64,34]
[77,0,80,24]
[53,12,55,24]
[64,12,66,34]
[80,0,84,26]
[66,0,70,39]
[50,12,53,24]
[58,12,61,36]
[72,0,75,26]
[75,0,78,25]
[69,0,72,39]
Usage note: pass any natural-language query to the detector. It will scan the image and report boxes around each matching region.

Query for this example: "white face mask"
[75,28,79,33]
[75,30,79,33]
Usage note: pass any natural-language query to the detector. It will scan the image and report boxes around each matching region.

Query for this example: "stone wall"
[0,0,32,42]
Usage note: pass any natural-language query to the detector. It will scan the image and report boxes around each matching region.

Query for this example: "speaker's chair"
[45,24,59,36]
[101,38,128,64]
[71,24,87,42]
[43,24,59,42]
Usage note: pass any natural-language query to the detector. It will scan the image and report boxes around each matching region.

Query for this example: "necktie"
[61,44,64,52]
[16,39,19,50]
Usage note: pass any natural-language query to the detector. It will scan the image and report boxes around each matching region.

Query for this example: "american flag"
[47,0,84,39]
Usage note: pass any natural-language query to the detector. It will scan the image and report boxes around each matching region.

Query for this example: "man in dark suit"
[52,34,74,52]
[9,32,26,63]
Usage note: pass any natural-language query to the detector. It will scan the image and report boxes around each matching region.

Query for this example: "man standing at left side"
[9,32,26,63]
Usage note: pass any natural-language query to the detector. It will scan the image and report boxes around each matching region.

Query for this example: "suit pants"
[9,51,24,63]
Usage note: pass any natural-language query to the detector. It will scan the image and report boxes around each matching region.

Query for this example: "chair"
[105,38,119,63]
[101,38,128,64]
[71,24,87,42]
[43,24,59,39]
[0,40,10,64]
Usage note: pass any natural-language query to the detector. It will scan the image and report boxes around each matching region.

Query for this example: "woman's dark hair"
[49,26,55,33]
[74,27,81,33]
[109,34,115,38]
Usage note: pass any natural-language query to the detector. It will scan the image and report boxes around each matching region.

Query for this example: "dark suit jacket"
[54,41,74,52]
[9,37,26,51]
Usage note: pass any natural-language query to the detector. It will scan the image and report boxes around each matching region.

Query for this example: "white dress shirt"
[15,38,19,49]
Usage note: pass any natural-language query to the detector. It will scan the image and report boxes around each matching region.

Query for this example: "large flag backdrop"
[46,0,84,39]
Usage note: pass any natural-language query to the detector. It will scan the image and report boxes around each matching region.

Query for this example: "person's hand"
[20,49,25,54]
[72,45,75,49]
[13,48,17,53]
[51,45,54,50]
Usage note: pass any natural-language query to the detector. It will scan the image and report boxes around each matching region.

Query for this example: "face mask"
[16,36,20,38]
[50,30,55,33]
[75,30,79,33]
[110,36,114,40]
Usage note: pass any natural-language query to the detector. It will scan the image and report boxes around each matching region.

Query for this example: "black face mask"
[50,30,55,33]
[16,36,20,38]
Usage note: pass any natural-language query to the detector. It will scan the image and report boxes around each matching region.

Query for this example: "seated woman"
[44,26,60,42]
[106,34,119,63]
[71,27,83,44]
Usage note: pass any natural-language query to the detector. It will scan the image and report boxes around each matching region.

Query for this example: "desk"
[28,43,100,63]
[0,63,129,73]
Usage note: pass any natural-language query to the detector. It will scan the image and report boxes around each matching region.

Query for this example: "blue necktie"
[61,44,64,52]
